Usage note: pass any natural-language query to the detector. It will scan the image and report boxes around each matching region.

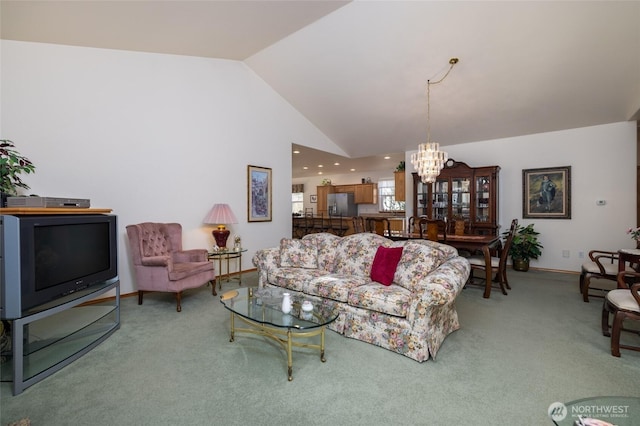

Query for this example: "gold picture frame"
[247,165,272,222]
[522,166,571,219]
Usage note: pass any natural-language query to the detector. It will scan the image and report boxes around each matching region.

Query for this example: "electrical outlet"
[562,250,570,258]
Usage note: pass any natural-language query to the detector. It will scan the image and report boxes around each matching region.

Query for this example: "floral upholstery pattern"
[252,232,470,362]
[302,233,341,271]
[279,238,318,268]
[332,233,393,276]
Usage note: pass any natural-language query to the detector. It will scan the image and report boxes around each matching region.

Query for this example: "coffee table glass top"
[220,287,338,330]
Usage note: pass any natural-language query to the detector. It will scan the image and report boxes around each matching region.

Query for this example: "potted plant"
[0,140,36,206]
[507,223,543,272]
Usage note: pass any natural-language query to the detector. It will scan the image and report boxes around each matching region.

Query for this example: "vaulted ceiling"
[3,1,639,178]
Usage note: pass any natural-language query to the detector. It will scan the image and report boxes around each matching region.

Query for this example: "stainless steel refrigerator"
[327,193,357,216]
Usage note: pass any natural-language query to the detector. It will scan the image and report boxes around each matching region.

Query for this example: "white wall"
[0,40,340,295]
[404,122,637,272]
[1,41,636,295]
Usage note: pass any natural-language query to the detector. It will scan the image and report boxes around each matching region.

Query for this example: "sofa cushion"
[370,246,404,285]
[393,241,452,292]
[279,238,318,269]
[332,233,393,276]
[270,267,329,292]
[303,233,341,271]
[303,274,371,303]
[347,282,412,317]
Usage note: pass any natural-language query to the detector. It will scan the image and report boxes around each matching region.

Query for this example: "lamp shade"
[203,203,238,226]
[203,204,238,248]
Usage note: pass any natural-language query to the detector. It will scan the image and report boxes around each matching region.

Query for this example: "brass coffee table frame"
[220,288,337,381]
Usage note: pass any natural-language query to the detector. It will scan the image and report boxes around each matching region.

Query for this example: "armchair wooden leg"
[610,311,624,357]
[601,301,612,337]
[582,275,591,303]
[138,291,144,305]
[210,280,217,296]
[175,292,182,312]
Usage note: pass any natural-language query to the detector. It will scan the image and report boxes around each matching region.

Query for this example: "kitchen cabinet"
[354,183,377,204]
[412,159,500,235]
[394,171,405,201]
[316,185,336,214]
[335,185,356,194]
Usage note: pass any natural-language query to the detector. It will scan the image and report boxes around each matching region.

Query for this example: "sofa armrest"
[252,247,281,287]
[172,249,208,263]
[407,256,470,324]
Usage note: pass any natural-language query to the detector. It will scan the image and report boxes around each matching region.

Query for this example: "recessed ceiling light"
[318,172,323,175]
[318,165,323,168]
[384,156,391,160]
[334,162,340,166]
[350,168,356,172]
[293,150,300,154]
[303,166,308,170]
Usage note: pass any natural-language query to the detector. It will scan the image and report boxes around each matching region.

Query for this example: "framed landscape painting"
[248,165,272,222]
[522,166,571,219]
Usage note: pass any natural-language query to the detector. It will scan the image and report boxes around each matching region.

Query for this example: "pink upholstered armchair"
[126,222,216,312]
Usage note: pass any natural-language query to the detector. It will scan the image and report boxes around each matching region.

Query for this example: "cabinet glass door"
[451,178,470,220]
[416,181,429,217]
[475,175,491,223]
[431,179,448,220]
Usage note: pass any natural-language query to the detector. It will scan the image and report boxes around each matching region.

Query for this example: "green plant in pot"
[507,223,543,272]
[0,140,36,206]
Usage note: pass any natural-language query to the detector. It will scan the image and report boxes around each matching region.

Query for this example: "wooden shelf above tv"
[0,208,112,215]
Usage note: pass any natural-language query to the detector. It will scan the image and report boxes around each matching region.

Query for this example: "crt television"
[0,214,118,319]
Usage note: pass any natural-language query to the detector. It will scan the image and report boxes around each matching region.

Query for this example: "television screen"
[34,222,111,292]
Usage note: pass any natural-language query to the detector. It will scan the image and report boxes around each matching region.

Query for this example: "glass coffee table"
[220,287,339,381]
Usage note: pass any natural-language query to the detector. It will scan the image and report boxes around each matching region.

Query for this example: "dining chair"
[408,216,427,235]
[365,217,391,237]
[580,250,635,303]
[352,216,366,233]
[418,218,447,242]
[601,271,640,357]
[466,218,518,295]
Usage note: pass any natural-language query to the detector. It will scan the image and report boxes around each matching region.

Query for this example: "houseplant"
[507,223,543,272]
[0,140,36,206]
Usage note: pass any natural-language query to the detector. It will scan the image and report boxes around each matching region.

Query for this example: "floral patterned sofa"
[252,232,470,362]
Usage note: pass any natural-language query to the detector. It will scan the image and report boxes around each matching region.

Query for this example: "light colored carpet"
[1,269,638,425]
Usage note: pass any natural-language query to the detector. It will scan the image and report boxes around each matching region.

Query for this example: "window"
[292,192,304,215]
[378,179,405,212]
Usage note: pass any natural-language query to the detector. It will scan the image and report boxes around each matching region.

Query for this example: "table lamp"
[203,203,238,249]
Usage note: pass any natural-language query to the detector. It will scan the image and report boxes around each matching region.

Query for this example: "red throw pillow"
[370,246,404,286]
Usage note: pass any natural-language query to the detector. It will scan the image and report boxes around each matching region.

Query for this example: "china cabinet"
[412,159,500,235]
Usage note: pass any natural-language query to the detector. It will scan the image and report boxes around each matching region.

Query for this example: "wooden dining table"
[387,231,502,298]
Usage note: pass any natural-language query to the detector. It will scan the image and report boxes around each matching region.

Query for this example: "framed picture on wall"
[247,165,272,222]
[522,166,571,219]
[310,194,317,203]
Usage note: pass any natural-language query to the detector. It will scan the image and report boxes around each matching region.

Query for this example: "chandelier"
[411,58,459,184]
